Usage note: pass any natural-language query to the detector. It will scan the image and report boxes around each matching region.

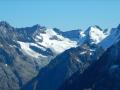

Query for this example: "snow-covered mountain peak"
[86,25,102,32]
[79,30,85,37]
[85,26,107,44]
[34,28,77,54]
[44,28,58,36]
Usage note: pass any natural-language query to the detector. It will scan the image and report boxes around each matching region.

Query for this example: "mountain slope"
[60,34,120,90]
[22,24,120,90]
[0,21,119,90]
[99,24,120,50]
[0,21,80,90]
[22,43,104,90]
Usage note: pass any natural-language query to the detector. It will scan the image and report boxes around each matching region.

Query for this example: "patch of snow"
[9,45,17,48]
[80,31,85,37]
[78,31,86,45]
[80,51,87,55]
[35,35,43,41]
[89,26,107,44]
[0,44,3,47]
[90,52,92,55]
[90,49,95,52]
[75,58,81,63]
[17,41,46,58]
[5,64,8,67]
[35,28,77,53]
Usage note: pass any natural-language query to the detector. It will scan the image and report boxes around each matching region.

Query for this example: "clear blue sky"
[0,0,120,31]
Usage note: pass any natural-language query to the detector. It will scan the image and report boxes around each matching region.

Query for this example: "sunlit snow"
[89,26,107,44]
[17,41,46,58]
[35,28,77,53]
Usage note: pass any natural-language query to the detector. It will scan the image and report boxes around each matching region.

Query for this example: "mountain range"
[0,21,120,90]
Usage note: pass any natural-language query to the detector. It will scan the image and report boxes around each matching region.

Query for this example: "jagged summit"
[117,24,120,29]
[0,21,10,26]
[32,24,45,30]
[0,21,13,29]
[87,25,103,31]
[81,26,107,45]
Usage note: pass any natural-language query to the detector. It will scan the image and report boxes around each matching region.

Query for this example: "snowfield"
[35,28,77,53]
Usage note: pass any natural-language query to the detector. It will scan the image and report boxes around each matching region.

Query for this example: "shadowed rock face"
[0,22,52,90]
[59,40,120,90]
[0,21,81,90]
[21,43,104,90]
[12,23,116,90]
[0,49,35,90]
[0,36,38,90]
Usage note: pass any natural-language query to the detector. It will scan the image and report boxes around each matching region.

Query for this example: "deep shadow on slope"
[60,40,120,90]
